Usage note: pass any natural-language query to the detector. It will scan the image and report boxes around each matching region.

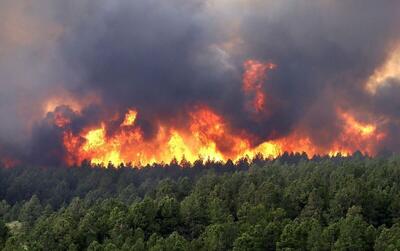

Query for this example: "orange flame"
[335,110,385,155]
[243,60,276,113]
[59,106,285,166]
[44,59,386,167]
[57,105,384,167]
[122,110,138,126]
[53,111,71,128]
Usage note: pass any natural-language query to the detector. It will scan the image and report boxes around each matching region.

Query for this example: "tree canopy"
[1,154,400,250]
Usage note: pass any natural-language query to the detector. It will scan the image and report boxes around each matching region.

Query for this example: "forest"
[1,153,400,250]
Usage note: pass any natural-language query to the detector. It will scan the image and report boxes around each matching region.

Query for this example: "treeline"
[1,154,400,250]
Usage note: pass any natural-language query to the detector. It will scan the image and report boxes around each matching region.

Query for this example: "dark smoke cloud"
[1,0,400,164]
[237,0,400,143]
[61,1,235,113]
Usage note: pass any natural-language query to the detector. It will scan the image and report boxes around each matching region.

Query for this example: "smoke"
[1,0,400,164]
[0,0,63,161]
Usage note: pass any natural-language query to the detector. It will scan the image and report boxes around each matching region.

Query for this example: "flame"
[340,111,376,136]
[243,60,276,112]
[275,110,384,157]
[83,126,107,151]
[60,106,284,166]
[261,110,384,158]
[57,105,385,167]
[53,111,71,128]
[122,110,138,126]
[42,59,385,167]
[335,110,385,155]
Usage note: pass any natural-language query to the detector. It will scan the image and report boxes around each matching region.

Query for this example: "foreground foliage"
[1,154,400,250]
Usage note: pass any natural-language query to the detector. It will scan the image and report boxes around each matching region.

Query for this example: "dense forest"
[1,153,400,250]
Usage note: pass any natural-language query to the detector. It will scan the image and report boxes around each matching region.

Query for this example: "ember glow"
[0,157,20,169]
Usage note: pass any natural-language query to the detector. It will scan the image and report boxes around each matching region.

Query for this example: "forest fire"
[0,53,389,168]
[28,58,384,167]
[53,105,383,167]
[1,0,399,168]
[273,110,384,158]
[60,107,277,166]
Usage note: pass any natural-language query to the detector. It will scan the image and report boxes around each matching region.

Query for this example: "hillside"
[1,155,400,250]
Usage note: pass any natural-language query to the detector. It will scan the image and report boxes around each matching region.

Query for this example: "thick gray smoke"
[1,0,400,165]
